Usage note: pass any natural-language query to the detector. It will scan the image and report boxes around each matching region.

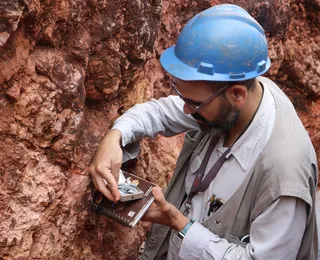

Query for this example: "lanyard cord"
[186,136,229,205]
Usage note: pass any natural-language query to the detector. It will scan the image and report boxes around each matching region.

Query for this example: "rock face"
[0,0,319,259]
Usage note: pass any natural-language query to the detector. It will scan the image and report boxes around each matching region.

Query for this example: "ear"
[225,84,247,108]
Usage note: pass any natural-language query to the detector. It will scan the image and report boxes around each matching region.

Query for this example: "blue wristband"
[178,219,195,239]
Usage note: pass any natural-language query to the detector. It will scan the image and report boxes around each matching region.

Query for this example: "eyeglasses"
[171,80,229,113]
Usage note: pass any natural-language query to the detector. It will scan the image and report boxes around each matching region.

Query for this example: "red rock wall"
[0,0,319,259]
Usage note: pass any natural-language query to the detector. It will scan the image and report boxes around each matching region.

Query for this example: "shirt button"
[151,238,156,245]
[214,219,222,226]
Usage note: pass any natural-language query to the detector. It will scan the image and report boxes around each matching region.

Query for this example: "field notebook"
[92,171,156,227]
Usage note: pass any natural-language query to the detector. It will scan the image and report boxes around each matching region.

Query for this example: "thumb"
[152,187,166,206]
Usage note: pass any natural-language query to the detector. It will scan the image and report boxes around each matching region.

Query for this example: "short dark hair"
[226,78,256,91]
[241,78,256,90]
[206,78,256,94]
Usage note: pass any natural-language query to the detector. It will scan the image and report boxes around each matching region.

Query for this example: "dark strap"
[186,136,230,205]
[184,84,264,208]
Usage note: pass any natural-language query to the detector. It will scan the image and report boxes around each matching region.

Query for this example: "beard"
[191,97,240,135]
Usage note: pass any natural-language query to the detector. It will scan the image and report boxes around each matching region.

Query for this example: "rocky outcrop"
[0,0,319,259]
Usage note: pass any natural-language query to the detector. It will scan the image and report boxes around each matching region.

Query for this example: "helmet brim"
[160,46,271,82]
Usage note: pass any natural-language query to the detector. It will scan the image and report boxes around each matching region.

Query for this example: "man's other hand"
[90,129,123,202]
[142,187,189,231]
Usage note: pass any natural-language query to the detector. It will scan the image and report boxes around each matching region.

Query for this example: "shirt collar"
[217,84,275,171]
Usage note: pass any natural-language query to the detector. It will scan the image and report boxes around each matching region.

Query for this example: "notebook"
[92,171,157,227]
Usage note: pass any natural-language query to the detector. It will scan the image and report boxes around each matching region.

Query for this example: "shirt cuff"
[111,121,141,163]
[179,222,215,259]
[179,222,234,260]
[111,120,133,147]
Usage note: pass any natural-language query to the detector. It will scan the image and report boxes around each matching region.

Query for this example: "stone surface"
[0,1,24,47]
[0,0,319,259]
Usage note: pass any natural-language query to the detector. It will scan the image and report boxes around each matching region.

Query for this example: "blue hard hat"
[160,4,271,82]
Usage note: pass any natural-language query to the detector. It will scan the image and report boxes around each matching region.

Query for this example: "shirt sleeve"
[179,196,307,260]
[111,95,199,161]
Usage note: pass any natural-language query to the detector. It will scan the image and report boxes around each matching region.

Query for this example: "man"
[90,4,318,259]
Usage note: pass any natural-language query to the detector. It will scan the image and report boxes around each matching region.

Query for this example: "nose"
[183,103,195,114]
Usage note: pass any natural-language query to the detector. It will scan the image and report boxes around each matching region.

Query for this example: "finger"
[90,168,103,191]
[95,176,119,202]
[147,202,158,212]
[97,168,121,201]
[142,206,160,222]
[148,202,158,210]
[141,212,153,222]
[152,187,166,207]
[91,175,98,189]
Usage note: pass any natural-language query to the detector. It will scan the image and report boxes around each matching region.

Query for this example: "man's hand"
[89,129,123,202]
[142,187,189,231]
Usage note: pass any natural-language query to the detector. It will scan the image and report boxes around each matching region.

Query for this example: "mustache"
[191,112,209,123]
[191,112,221,134]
